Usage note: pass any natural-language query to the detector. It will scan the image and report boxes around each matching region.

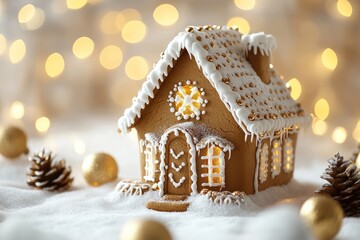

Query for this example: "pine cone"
[316,153,360,217]
[27,149,73,191]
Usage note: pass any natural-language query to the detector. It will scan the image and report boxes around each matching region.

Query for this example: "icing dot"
[202,111,206,114]
[186,80,191,85]
[193,81,197,84]
[196,116,200,120]
[170,107,175,112]
[201,92,205,96]
[184,115,189,120]
[177,116,182,120]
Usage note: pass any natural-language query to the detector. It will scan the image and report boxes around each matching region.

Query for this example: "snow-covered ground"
[0,116,359,240]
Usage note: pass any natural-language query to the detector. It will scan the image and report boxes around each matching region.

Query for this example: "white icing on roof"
[118,26,310,139]
[241,32,276,56]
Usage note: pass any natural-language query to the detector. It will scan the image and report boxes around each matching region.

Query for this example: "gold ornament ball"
[300,195,343,240]
[0,126,28,159]
[120,219,172,240]
[82,152,118,186]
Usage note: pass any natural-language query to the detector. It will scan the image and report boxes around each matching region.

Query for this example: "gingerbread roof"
[118,26,310,139]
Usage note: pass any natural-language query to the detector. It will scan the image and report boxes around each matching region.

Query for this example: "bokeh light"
[314,98,330,120]
[121,20,146,43]
[73,139,86,155]
[9,39,26,64]
[125,56,148,80]
[286,78,302,100]
[9,101,25,120]
[153,4,179,26]
[227,17,250,34]
[234,0,255,10]
[337,0,352,17]
[129,128,138,142]
[332,127,347,144]
[45,53,65,78]
[321,48,338,70]
[0,34,6,55]
[18,4,35,24]
[99,45,123,70]
[72,36,94,59]
[100,11,119,35]
[353,120,360,142]
[66,0,87,10]
[35,116,51,133]
[24,8,45,30]
[312,118,328,136]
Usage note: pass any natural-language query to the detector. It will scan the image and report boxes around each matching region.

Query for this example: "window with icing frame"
[143,143,158,182]
[283,138,294,173]
[258,143,269,183]
[168,80,207,121]
[200,144,225,187]
[271,139,282,178]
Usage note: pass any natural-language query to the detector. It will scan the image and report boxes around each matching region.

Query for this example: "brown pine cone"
[27,149,73,192]
[316,153,360,217]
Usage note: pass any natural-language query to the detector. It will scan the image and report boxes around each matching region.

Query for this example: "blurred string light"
[24,8,45,30]
[100,9,141,35]
[73,139,86,155]
[332,127,347,144]
[321,48,338,70]
[45,53,65,78]
[314,98,330,120]
[122,20,146,43]
[125,56,148,80]
[312,118,328,136]
[9,101,25,120]
[9,39,26,64]
[100,11,120,35]
[0,34,6,55]
[234,0,255,10]
[286,78,302,100]
[227,17,250,34]
[35,116,51,133]
[66,0,87,10]
[337,0,352,17]
[99,45,122,70]
[18,4,45,30]
[18,4,35,23]
[353,120,360,142]
[129,128,138,141]
[72,36,94,59]
[153,4,179,26]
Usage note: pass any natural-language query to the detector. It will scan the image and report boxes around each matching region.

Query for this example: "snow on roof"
[118,26,310,139]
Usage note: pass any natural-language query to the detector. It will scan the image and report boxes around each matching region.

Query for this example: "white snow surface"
[0,116,359,240]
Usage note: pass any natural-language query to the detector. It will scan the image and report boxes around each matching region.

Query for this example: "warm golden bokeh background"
[0,0,359,152]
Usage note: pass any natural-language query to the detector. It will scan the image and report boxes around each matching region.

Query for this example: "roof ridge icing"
[118,26,311,140]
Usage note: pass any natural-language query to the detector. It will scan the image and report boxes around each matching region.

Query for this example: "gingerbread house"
[118,26,310,199]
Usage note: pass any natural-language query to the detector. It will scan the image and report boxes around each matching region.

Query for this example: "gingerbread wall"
[257,133,298,192]
[134,52,259,194]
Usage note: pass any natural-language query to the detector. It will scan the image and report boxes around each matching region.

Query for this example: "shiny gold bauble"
[0,126,28,159]
[82,152,118,186]
[300,196,343,240]
[120,219,172,240]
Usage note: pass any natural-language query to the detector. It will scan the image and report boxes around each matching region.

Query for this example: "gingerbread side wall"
[134,52,258,194]
[256,133,298,192]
